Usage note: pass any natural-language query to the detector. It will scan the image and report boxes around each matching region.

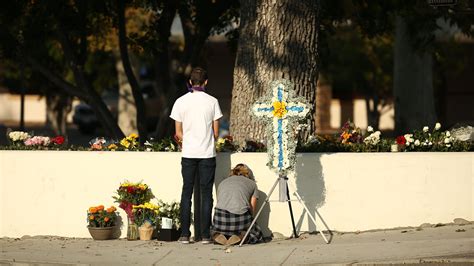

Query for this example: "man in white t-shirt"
[170,67,223,244]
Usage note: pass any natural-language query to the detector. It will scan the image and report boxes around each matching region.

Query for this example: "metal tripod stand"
[239,175,331,246]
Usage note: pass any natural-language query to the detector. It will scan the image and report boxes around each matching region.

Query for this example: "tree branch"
[25,55,87,99]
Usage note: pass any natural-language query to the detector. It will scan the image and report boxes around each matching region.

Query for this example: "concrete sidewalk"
[1,223,473,265]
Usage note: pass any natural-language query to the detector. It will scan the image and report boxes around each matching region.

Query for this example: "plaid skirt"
[211,208,263,244]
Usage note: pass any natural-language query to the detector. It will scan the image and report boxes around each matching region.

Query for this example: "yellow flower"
[108,144,118,150]
[120,139,130,148]
[217,138,225,145]
[129,133,139,139]
[342,132,352,140]
[272,101,288,118]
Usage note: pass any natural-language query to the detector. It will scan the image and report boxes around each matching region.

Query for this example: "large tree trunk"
[394,17,436,134]
[46,93,72,136]
[118,0,148,140]
[115,52,137,137]
[230,0,320,145]
[152,0,177,139]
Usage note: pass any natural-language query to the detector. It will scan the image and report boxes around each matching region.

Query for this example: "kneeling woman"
[212,164,264,245]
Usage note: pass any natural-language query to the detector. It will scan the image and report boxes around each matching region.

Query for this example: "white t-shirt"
[170,91,223,158]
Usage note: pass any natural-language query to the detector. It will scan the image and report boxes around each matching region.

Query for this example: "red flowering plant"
[112,180,155,222]
[87,205,118,228]
[51,136,65,146]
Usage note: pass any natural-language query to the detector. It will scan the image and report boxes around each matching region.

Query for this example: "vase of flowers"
[156,200,181,241]
[133,202,160,240]
[113,180,155,240]
[87,205,119,240]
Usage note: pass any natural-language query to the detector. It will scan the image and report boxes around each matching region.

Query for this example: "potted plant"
[156,200,181,241]
[87,205,119,240]
[113,180,155,240]
[132,202,160,240]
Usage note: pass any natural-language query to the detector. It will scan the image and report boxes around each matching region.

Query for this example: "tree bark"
[115,52,137,137]
[46,93,72,136]
[152,0,177,139]
[230,0,320,145]
[394,17,436,134]
[118,0,148,140]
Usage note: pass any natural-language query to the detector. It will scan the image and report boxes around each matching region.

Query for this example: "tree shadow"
[294,153,330,235]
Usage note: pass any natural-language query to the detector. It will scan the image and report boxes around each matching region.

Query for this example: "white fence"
[0,151,472,238]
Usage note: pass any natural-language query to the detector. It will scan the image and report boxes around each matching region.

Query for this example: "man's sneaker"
[178,236,190,244]
[201,237,212,244]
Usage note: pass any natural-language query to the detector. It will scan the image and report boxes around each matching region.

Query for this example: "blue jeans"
[180,157,216,238]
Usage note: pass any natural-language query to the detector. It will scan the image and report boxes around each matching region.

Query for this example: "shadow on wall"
[255,190,271,238]
[294,153,327,232]
[215,153,232,190]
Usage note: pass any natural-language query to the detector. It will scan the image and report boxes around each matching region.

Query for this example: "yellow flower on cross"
[272,101,288,118]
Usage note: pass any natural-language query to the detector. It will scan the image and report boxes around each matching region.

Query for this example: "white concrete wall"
[0,151,472,238]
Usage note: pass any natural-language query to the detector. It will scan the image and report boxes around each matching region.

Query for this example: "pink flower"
[24,136,50,146]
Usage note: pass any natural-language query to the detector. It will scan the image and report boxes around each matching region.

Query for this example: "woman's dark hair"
[189,67,208,86]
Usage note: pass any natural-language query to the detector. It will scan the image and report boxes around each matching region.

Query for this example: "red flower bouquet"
[113,180,154,222]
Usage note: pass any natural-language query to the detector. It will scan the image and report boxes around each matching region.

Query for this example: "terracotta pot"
[87,226,115,240]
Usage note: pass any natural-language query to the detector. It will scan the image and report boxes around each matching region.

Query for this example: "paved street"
[1,223,473,265]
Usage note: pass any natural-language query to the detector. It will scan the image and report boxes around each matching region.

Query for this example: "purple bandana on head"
[187,83,206,92]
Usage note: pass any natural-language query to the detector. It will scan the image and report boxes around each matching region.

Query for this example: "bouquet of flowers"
[7,131,30,146]
[24,136,51,147]
[143,137,179,152]
[51,136,66,146]
[363,126,382,146]
[119,133,139,150]
[132,202,160,227]
[216,135,238,152]
[87,205,118,228]
[113,180,155,222]
[395,122,459,152]
[156,200,181,229]
[242,140,267,152]
[339,120,363,144]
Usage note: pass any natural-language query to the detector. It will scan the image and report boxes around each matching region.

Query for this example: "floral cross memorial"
[252,79,310,175]
[242,79,332,246]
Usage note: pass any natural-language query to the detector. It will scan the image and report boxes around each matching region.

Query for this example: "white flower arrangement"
[252,79,310,175]
[8,131,30,143]
[363,131,381,146]
[404,134,414,146]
